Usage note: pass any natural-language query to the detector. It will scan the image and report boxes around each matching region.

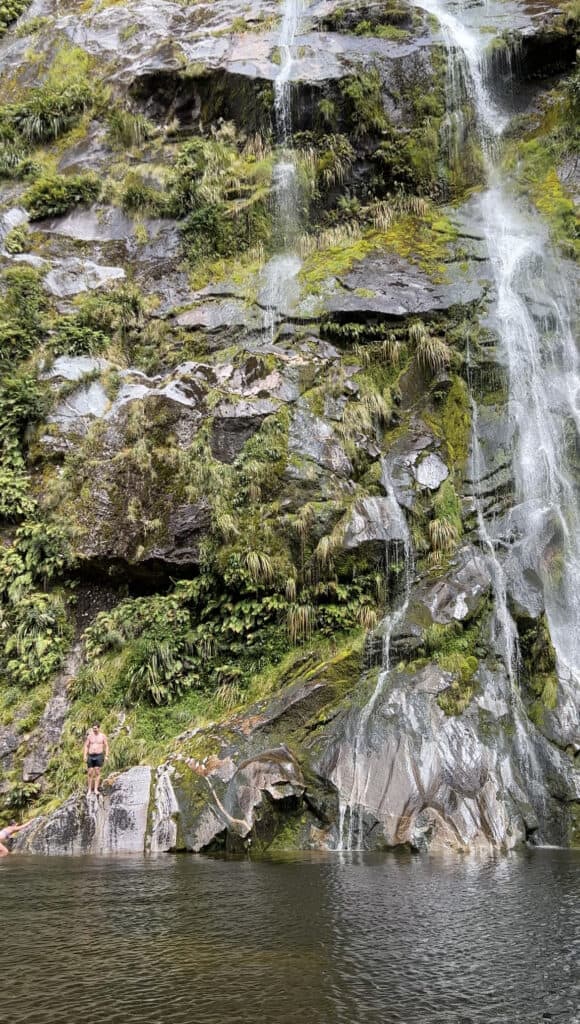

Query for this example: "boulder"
[16,765,178,855]
[343,495,409,550]
[42,258,125,299]
[289,406,352,477]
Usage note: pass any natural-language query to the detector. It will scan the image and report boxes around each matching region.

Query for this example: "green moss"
[502,66,579,259]
[505,138,578,258]
[428,375,471,469]
[353,20,410,40]
[518,614,559,727]
[266,812,308,851]
[300,212,457,294]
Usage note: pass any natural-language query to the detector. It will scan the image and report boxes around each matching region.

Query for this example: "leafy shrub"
[340,68,389,138]
[51,318,109,357]
[0,0,32,39]
[0,590,72,688]
[120,172,164,214]
[0,265,46,361]
[2,223,30,253]
[0,140,33,179]
[22,172,100,220]
[0,370,46,522]
[0,523,75,689]
[165,135,272,264]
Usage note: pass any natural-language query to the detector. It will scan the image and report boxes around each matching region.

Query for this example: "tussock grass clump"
[409,320,452,374]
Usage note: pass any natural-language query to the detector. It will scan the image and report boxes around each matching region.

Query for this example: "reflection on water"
[0,851,578,1023]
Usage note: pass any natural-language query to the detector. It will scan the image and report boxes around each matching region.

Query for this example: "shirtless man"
[83,722,109,797]
[0,820,33,856]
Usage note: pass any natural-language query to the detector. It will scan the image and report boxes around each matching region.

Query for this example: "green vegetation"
[353,20,409,40]
[518,615,559,727]
[22,172,101,219]
[2,223,30,253]
[503,67,579,259]
[339,67,389,138]
[0,0,32,39]
[0,523,75,690]
[299,208,456,294]
[106,108,156,149]
[167,135,273,264]
[0,45,94,179]
[423,621,480,715]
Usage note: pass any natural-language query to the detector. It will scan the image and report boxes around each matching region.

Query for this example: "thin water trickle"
[261,0,304,336]
[337,465,414,851]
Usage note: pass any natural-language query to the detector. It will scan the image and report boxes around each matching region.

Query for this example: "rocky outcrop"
[16,766,177,854]
[16,638,580,855]
[325,250,487,322]
[322,658,580,852]
[21,646,82,783]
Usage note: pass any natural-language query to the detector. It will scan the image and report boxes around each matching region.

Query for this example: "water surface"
[0,850,578,1023]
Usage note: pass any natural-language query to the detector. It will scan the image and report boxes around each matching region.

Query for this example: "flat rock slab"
[43,258,125,298]
[327,251,486,321]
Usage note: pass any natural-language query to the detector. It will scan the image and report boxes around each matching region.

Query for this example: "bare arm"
[83,735,89,758]
[103,734,110,760]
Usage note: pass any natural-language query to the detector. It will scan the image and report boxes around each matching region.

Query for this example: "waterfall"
[337,465,413,851]
[262,0,303,338]
[415,0,580,703]
[465,335,520,687]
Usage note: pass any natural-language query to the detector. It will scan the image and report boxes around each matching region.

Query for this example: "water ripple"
[0,850,578,1024]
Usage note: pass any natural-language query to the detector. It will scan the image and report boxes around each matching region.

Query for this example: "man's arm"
[13,820,35,834]
[83,734,89,758]
[103,734,110,760]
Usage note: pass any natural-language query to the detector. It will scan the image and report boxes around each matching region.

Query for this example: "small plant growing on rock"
[3,223,30,254]
[409,321,452,375]
[106,108,156,149]
[22,172,101,220]
[0,0,32,39]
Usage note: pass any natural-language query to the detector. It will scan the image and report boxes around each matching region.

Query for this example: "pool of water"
[0,850,578,1023]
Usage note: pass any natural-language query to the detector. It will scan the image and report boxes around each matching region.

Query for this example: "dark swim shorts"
[87,753,104,769]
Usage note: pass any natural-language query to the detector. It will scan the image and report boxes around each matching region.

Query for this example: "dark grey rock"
[22,646,82,783]
[326,250,487,321]
[289,406,352,477]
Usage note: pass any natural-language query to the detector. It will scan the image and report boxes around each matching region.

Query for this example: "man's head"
[9,819,17,827]
[92,722,100,733]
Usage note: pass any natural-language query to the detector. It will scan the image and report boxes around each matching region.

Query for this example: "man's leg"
[94,765,101,796]
[87,765,94,795]
[0,841,9,856]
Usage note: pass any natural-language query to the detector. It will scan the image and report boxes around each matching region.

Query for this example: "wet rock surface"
[1,0,578,856]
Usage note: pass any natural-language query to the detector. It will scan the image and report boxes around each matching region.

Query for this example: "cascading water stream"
[415,0,580,701]
[465,335,519,687]
[337,466,414,851]
[262,0,304,338]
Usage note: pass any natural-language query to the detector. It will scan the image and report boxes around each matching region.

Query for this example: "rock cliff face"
[2,0,579,853]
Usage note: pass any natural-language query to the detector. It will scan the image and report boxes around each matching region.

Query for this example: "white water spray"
[261,0,304,337]
[416,0,580,701]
